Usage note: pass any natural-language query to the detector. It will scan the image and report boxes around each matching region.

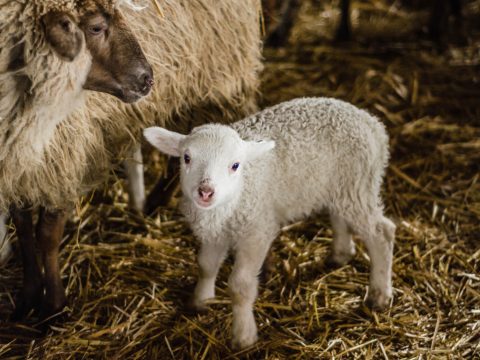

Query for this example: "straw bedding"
[0,0,479,358]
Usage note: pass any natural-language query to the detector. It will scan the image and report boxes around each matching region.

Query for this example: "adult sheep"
[9,0,263,320]
[1,0,154,318]
[0,0,94,266]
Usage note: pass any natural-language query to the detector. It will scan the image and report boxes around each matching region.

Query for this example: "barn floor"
[1,1,480,359]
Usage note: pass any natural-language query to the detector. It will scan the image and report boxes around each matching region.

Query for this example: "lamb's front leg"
[229,239,271,350]
[191,241,229,311]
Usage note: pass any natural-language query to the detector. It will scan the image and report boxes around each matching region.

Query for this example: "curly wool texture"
[16,0,263,210]
[0,0,93,211]
[183,97,391,237]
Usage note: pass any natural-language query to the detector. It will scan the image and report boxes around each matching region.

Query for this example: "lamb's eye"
[184,154,191,164]
[231,162,240,171]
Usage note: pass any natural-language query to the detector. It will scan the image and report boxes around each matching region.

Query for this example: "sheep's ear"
[144,127,185,157]
[244,140,275,161]
[43,11,83,62]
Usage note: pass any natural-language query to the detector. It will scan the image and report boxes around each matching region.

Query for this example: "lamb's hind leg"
[327,213,355,267]
[352,214,395,311]
[36,207,68,318]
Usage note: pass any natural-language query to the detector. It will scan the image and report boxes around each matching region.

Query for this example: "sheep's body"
[147,97,395,349]
[0,0,262,213]
[0,0,93,264]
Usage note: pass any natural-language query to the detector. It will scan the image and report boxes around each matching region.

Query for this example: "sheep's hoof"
[265,28,289,48]
[335,26,351,42]
[39,290,67,321]
[11,281,44,321]
[365,288,391,311]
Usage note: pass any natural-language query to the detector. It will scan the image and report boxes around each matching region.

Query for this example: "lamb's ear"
[144,127,185,157]
[244,140,275,161]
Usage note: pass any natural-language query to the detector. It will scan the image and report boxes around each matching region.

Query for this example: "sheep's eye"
[231,162,240,171]
[184,154,191,164]
[88,22,107,35]
[89,25,103,34]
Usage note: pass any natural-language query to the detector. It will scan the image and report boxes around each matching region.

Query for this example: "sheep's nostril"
[141,73,154,90]
[137,65,154,93]
[144,75,154,88]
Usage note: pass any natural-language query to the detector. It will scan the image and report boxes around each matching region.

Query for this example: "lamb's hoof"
[365,288,391,311]
[232,331,258,351]
[186,297,210,314]
[325,250,354,269]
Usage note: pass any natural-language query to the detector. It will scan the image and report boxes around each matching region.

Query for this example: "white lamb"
[144,97,396,349]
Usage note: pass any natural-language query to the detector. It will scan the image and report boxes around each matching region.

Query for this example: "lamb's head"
[144,125,275,210]
[78,0,154,103]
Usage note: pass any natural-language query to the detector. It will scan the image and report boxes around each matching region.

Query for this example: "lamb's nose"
[198,185,215,201]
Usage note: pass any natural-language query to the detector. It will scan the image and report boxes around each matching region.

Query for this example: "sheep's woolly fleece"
[0,0,92,211]
[0,0,263,211]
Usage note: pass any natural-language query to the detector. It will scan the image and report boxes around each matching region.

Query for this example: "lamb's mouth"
[194,197,215,209]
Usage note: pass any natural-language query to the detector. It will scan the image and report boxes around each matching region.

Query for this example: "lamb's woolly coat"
[0,0,93,211]
[1,0,263,211]
[169,97,395,348]
[182,97,390,239]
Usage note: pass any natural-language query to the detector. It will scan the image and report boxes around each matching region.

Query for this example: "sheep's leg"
[327,213,355,267]
[0,212,13,265]
[265,0,300,47]
[124,144,146,212]
[352,215,395,311]
[144,158,179,215]
[429,0,449,43]
[36,207,68,318]
[11,207,43,320]
[191,241,229,311]
[229,238,271,350]
[335,0,351,41]
[428,0,465,45]
[262,0,278,30]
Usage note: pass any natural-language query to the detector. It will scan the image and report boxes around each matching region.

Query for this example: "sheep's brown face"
[80,7,154,103]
